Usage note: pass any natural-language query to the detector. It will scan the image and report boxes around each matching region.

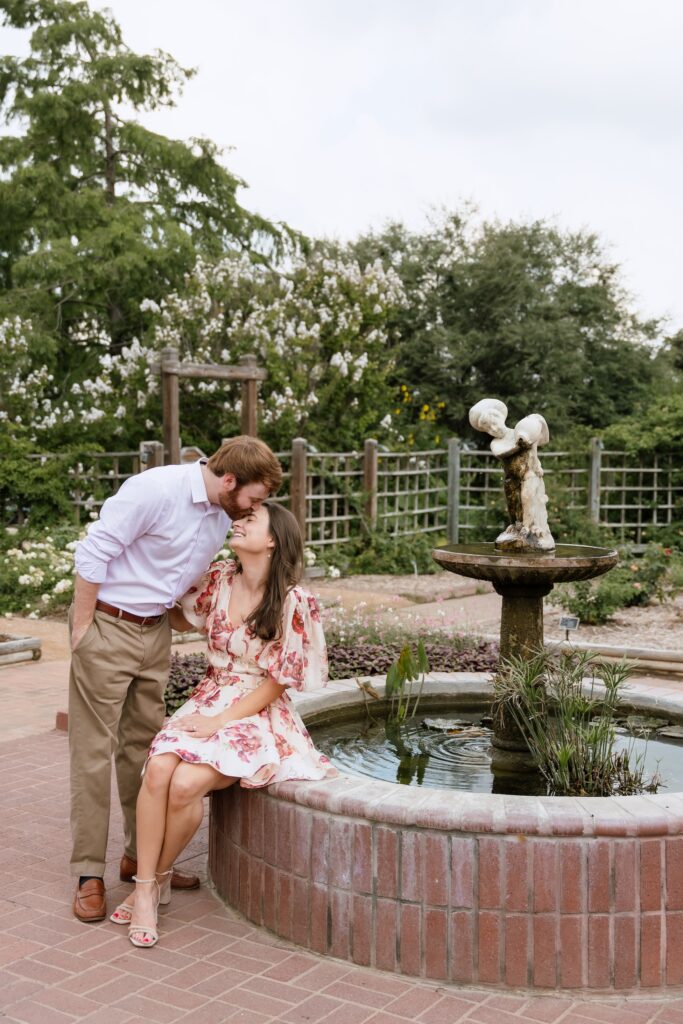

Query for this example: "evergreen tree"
[0,0,289,360]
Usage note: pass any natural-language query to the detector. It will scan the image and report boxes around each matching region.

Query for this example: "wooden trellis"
[17,439,683,546]
[152,347,267,464]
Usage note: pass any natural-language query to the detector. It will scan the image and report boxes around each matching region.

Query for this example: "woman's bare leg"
[156,762,236,874]
[128,753,179,943]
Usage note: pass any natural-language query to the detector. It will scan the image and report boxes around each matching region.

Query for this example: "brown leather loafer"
[119,854,200,890]
[73,878,106,922]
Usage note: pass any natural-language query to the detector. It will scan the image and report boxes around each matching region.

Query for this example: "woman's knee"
[142,754,177,795]
[168,767,209,807]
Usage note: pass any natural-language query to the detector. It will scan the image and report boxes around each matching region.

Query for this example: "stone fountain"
[432,398,618,770]
[209,400,683,993]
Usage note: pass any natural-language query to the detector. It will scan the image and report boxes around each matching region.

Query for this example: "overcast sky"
[3,0,682,333]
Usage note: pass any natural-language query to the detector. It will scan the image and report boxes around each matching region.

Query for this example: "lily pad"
[622,715,670,733]
[658,726,683,739]
[422,717,470,732]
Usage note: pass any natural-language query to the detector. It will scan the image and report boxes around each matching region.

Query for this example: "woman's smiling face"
[229,506,275,557]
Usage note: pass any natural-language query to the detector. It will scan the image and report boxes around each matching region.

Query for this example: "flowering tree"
[141,249,407,451]
[0,247,407,454]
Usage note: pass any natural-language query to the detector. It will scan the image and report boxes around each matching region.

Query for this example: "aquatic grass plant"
[493,649,661,796]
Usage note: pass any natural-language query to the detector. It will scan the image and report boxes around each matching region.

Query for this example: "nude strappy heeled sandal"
[128,876,159,949]
[157,868,173,906]
[110,897,136,926]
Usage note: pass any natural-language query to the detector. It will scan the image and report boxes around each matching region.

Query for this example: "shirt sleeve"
[255,588,328,692]
[74,472,169,584]
[180,560,233,632]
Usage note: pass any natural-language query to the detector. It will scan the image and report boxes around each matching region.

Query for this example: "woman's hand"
[169,605,195,632]
[173,713,222,739]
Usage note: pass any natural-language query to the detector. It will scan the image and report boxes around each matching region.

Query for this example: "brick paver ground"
[2,632,683,1021]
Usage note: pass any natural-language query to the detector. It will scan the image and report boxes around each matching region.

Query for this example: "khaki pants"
[68,608,171,877]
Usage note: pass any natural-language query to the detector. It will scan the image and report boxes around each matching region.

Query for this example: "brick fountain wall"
[209,677,683,992]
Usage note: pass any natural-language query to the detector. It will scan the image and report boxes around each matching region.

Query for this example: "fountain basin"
[432,543,619,587]
[210,675,683,993]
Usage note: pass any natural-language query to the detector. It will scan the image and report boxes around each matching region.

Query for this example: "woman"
[110,501,337,947]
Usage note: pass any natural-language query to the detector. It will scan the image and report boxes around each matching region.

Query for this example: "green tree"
[350,210,663,441]
[0,0,289,371]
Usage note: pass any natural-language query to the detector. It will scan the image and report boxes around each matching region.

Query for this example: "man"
[69,436,283,922]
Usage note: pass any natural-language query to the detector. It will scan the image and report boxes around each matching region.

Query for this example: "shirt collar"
[190,459,215,509]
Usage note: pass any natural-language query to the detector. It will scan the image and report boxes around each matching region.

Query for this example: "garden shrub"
[318,526,443,576]
[165,633,499,715]
[550,543,682,625]
[0,436,77,527]
[0,522,80,616]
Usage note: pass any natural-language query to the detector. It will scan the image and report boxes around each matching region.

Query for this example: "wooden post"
[290,438,307,539]
[588,437,603,524]
[239,353,259,436]
[447,436,461,544]
[161,347,181,464]
[139,440,164,471]
[363,438,378,528]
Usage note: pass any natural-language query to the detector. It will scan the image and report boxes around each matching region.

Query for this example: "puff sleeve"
[180,559,234,632]
[255,587,328,692]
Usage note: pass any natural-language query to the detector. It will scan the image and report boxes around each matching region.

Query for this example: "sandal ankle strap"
[132,876,158,884]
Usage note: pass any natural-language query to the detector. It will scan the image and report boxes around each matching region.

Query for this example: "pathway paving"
[2,605,683,1021]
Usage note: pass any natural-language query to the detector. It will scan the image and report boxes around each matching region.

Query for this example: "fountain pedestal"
[491,577,553,766]
[432,543,619,763]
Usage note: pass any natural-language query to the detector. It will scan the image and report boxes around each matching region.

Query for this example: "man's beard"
[218,489,250,520]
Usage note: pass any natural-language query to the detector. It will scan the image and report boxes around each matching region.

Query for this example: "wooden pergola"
[151,346,267,464]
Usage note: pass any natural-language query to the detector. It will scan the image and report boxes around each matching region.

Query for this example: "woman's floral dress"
[148,560,338,787]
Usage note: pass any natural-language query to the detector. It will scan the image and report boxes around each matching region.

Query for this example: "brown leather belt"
[95,600,165,627]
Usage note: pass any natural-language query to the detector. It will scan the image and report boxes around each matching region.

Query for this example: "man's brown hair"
[207,436,283,495]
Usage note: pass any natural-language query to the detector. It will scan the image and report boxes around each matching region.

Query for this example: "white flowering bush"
[143,249,407,450]
[0,525,81,616]
[0,315,158,448]
[1,247,408,456]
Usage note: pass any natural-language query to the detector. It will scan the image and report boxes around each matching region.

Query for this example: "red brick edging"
[210,676,683,993]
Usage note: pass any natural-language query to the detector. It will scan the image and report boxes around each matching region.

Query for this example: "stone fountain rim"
[431,543,620,570]
[272,672,683,838]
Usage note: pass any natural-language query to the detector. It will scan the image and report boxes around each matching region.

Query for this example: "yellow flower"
[422,404,430,412]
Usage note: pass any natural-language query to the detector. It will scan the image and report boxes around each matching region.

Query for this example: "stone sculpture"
[469,398,555,552]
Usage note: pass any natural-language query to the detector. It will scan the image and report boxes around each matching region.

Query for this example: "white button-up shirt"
[75,460,230,616]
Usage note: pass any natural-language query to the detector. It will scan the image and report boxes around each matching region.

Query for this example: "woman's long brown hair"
[241,501,304,641]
